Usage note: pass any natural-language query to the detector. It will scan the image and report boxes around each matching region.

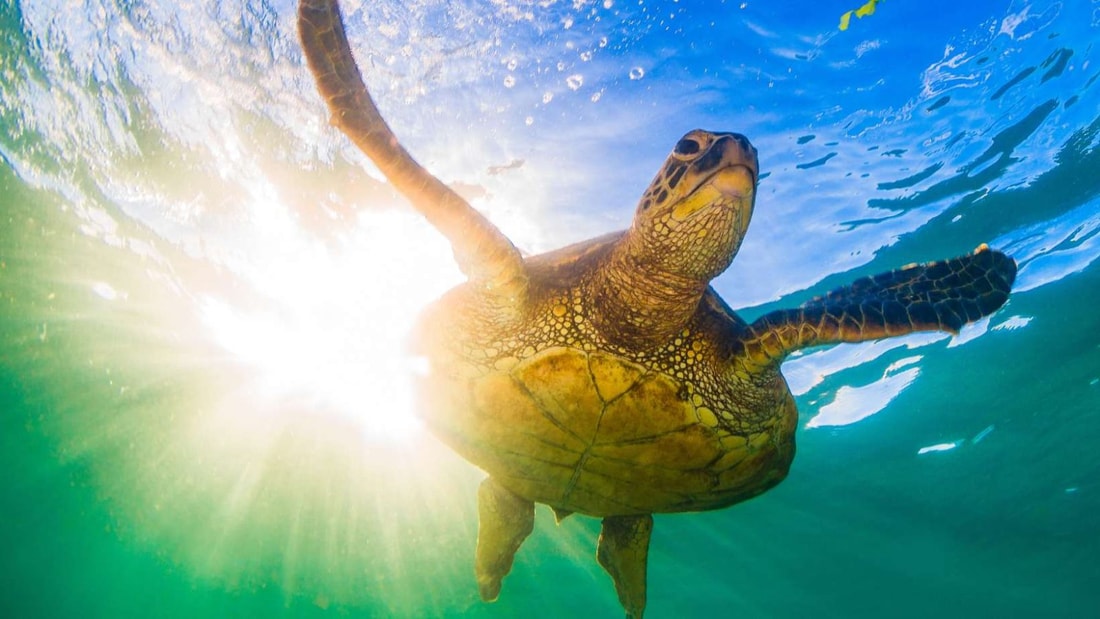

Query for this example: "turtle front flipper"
[297,0,528,297]
[741,245,1017,368]
[475,477,534,602]
[597,514,653,619]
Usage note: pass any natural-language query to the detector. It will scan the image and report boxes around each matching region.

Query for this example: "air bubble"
[566,74,584,90]
[542,92,554,104]
[629,66,645,80]
[503,75,516,88]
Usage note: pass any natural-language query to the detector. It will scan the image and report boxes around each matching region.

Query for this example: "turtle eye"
[673,137,701,157]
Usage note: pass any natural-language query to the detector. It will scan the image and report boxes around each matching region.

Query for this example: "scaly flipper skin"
[297,0,528,297]
[597,515,653,619]
[475,477,535,602]
[742,244,1017,367]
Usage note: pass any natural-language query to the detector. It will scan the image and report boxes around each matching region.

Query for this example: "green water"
[3,0,1100,617]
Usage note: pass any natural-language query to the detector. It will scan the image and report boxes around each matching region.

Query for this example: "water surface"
[2,0,1099,617]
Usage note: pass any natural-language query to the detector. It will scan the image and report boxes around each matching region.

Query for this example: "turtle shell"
[415,236,797,517]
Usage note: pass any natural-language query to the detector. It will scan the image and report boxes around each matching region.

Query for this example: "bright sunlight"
[199,206,462,442]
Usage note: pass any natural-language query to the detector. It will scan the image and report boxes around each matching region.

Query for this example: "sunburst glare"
[57,188,500,610]
[198,204,463,442]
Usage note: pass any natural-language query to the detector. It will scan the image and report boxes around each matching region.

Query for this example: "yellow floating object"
[839,0,881,31]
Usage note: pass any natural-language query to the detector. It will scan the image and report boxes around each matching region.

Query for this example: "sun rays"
[197,206,462,443]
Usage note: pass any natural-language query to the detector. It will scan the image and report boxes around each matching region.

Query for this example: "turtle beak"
[708,163,756,198]
[670,164,756,222]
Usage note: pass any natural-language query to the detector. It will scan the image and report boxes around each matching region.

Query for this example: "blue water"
[2,0,1098,617]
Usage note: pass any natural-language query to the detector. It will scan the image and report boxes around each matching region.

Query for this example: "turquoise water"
[2,0,1099,617]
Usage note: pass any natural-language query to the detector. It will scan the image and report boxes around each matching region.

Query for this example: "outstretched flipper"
[741,245,1016,367]
[297,0,528,297]
[475,477,535,602]
[597,514,653,619]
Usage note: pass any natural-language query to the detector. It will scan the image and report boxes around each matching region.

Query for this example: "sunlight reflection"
[805,356,922,428]
[999,197,1100,293]
[200,208,461,442]
[783,332,946,397]
[916,441,961,455]
[947,314,991,348]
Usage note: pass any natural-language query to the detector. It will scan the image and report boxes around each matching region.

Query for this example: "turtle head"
[628,129,758,282]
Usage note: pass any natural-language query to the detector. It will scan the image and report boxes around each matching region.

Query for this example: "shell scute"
[588,351,646,403]
[571,463,706,510]
[554,476,656,515]
[594,372,697,444]
[470,372,587,465]
[590,423,720,471]
[510,347,603,442]
[716,446,778,489]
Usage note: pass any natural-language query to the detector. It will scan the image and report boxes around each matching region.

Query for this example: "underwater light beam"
[197,208,463,443]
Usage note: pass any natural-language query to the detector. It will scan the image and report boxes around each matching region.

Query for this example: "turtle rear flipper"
[298,0,527,297]
[475,478,534,602]
[597,514,653,619]
[741,245,1017,367]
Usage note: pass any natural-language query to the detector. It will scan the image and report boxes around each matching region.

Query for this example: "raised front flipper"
[297,0,527,297]
[742,245,1016,367]
[597,514,653,619]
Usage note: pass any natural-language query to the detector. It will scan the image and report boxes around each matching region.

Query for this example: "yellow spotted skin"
[417,235,798,517]
[414,240,1016,519]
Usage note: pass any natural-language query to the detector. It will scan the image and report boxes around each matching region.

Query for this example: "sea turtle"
[297,1,1016,617]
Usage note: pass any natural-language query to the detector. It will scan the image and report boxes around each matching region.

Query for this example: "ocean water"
[2,0,1099,617]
